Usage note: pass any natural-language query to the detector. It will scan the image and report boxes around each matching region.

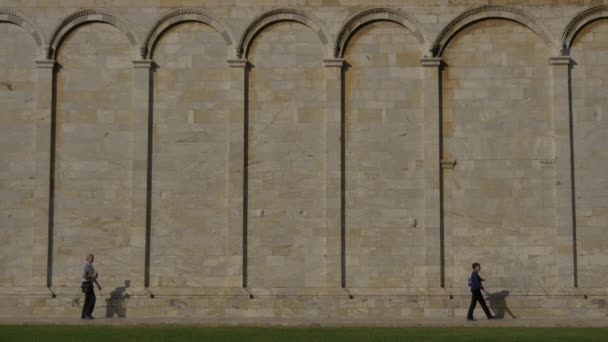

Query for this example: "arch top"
[562,5,608,54]
[334,7,426,58]
[237,8,331,59]
[48,8,139,60]
[142,8,235,59]
[0,8,47,55]
[431,5,555,57]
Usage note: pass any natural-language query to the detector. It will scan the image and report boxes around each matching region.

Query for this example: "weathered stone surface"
[0,0,606,320]
[571,19,608,289]
[53,23,134,288]
[442,20,556,291]
[0,22,37,287]
[248,21,327,288]
[150,22,238,288]
[344,21,425,289]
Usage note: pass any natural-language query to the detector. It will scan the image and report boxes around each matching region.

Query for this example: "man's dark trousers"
[467,289,492,319]
[82,281,96,318]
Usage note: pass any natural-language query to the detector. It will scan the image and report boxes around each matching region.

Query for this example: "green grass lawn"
[1,326,606,342]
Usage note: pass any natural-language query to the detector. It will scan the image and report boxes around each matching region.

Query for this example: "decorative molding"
[440,160,457,169]
[323,58,344,68]
[48,8,138,59]
[0,8,47,51]
[333,7,425,58]
[141,8,234,59]
[236,8,330,59]
[421,57,443,67]
[561,5,608,54]
[431,5,554,57]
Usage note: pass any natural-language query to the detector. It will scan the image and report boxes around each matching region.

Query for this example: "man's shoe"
[85,316,95,320]
[467,318,476,321]
[488,316,495,320]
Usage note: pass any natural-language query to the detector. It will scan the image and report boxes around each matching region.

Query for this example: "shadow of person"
[488,290,516,319]
[105,280,130,318]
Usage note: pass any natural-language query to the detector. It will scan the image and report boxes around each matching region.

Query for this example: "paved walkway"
[0,316,606,328]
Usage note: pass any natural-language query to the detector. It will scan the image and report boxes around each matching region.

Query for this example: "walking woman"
[467,262,494,321]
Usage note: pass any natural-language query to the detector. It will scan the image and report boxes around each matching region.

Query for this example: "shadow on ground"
[105,280,130,318]
[488,290,517,319]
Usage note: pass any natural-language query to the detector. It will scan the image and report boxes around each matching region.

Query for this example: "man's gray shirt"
[82,263,95,282]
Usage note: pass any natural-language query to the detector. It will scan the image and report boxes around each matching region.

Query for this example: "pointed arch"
[431,5,554,57]
[562,5,608,54]
[0,8,46,56]
[237,8,331,59]
[141,8,235,59]
[334,7,426,58]
[48,8,139,60]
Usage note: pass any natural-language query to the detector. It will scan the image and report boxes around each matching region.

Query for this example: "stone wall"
[442,19,555,291]
[54,22,135,287]
[344,21,425,289]
[150,21,237,288]
[570,19,608,289]
[0,20,37,288]
[0,0,607,320]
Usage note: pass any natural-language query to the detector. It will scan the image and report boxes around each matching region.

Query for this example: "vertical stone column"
[33,60,55,288]
[323,58,344,288]
[549,56,577,289]
[131,60,153,288]
[227,59,247,288]
[421,57,444,289]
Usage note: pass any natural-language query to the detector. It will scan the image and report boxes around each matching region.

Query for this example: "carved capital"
[323,58,345,68]
[421,57,443,67]
[132,60,154,69]
[35,60,56,69]
[549,56,572,65]
[227,59,249,68]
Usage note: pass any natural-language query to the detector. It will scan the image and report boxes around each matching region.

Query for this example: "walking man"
[467,262,494,321]
[81,254,101,319]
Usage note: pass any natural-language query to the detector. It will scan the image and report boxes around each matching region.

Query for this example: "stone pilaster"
[227,59,248,288]
[33,60,55,288]
[323,58,344,288]
[549,56,577,289]
[421,57,444,289]
[132,60,154,288]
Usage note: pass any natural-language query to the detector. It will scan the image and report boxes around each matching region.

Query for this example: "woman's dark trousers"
[467,289,492,319]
